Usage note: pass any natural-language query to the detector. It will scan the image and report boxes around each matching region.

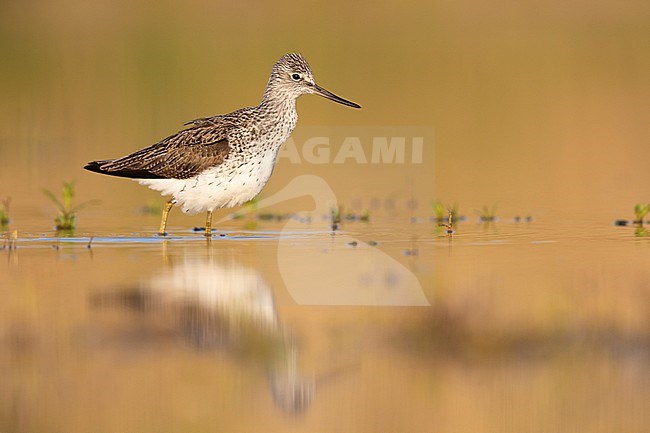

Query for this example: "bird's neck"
[260,87,297,112]
[258,90,299,131]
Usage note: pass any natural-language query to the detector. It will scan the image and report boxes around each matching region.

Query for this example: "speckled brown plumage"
[83,53,360,235]
[84,116,236,179]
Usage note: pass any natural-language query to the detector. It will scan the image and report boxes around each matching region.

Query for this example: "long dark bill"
[312,84,361,109]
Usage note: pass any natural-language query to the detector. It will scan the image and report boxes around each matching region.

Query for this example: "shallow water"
[2,214,648,433]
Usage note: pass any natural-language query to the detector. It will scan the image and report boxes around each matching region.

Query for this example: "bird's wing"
[184,107,251,127]
[85,125,231,180]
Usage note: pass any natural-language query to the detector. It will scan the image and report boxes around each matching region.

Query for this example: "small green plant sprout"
[241,196,261,229]
[633,203,650,225]
[0,197,10,228]
[432,201,459,223]
[232,196,260,220]
[245,195,261,211]
[476,204,497,223]
[438,208,455,237]
[42,181,99,231]
[343,210,370,222]
[432,200,446,222]
[331,205,342,231]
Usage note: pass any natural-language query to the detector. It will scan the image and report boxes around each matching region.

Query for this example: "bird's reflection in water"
[89,254,314,414]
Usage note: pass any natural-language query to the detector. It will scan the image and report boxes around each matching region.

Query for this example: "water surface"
[2,215,648,433]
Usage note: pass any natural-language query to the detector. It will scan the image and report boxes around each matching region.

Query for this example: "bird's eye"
[291,73,301,81]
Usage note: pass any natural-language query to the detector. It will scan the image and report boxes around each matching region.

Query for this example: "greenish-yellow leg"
[205,210,213,237]
[158,200,174,236]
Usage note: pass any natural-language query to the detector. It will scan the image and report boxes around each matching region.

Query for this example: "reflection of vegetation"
[633,203,649,225]
[398,299,650,361]
[0,197,10,228]
[2,229,18,250]
[476,204,497,222]
[42,181,99,231]
[140,200,163,216]
[634,226,649,237]
[257,212,290,221]
[231,197,262,229]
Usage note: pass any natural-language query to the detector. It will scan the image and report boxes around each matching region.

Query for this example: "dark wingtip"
[84,160,166,179]
[84,161,104,174]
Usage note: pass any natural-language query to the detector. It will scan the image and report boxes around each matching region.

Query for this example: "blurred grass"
[0,0,648,219]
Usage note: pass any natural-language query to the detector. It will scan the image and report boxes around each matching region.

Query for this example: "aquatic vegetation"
[229,197,263,229]
[330,206,342,231]
[476,204,498,222]
[633,203,649,224]
[42,181,99,231]
[0,197,10,227]
[619,203,650,227]
[432,200,445,222]
[513,215,533,223]
[439,209,455,237]
[344,210,370,222]
[432,200,459,223]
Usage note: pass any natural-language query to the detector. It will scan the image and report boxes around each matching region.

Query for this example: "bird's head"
[265,53,361,108]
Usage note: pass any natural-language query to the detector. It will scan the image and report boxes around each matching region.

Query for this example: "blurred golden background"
[1,0,648,224]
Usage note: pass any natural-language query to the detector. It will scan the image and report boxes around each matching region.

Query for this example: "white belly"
[138,149,279,215]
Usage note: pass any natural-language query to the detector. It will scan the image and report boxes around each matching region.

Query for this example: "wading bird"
[85,53,360,236]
